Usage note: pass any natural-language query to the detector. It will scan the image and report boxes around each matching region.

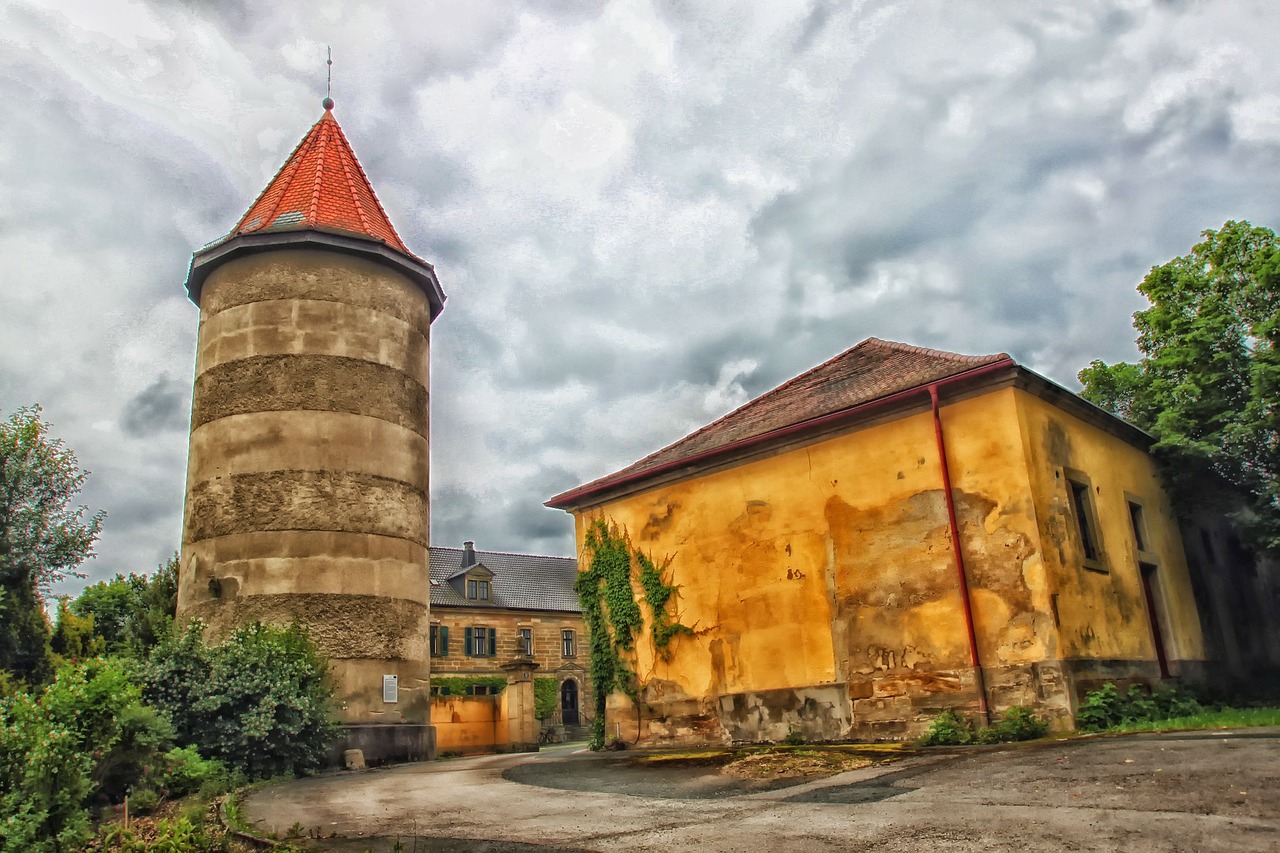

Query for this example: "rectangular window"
[1128,501,1149,552]
[479,580,490,601]
[519,628,532,657]
[465,627,497,657]
[1067,476,1101,564]
[467,579,477,599]
[562,629,576,658]
[430,625,449,657]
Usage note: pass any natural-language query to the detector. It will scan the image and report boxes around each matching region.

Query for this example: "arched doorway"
[560,678,579,726]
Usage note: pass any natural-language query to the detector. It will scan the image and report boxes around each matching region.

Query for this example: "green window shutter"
[487,628,497,657]
[440,626,449,656]
[464,627,474,657]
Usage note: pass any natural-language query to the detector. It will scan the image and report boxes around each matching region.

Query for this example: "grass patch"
[1103,706,1280,733]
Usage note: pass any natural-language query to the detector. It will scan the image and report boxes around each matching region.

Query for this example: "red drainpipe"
[929,384,991,724]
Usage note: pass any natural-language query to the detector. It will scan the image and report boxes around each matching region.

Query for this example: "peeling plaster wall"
[574,385,1209,745]
[177,250,433,726]
[1015,391,1206,700]
[577,388,1072,743]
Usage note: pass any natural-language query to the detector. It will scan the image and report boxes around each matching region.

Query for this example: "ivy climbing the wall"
[430,676,508,696]
[575,519,691,750]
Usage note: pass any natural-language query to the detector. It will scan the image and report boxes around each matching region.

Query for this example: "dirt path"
[244,729,1280,852]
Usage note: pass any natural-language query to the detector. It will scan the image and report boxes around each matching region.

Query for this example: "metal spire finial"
[322,46,334,111]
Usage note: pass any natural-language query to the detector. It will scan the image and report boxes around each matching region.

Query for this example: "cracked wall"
[573,385,1204,744]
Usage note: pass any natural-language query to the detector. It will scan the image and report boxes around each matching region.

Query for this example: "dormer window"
[467,578,490,601]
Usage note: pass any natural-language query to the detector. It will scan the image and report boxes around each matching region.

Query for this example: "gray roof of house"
[428,546,581,613]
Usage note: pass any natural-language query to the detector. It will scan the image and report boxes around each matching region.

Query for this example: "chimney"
[462,541,476,568]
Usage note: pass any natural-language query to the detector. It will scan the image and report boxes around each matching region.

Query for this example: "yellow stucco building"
[548,338,1208,742]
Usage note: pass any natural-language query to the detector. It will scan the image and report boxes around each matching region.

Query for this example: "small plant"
[922,706,1048,746]
[782,727,806,746]
[920,709,975,745]
[976,706,1048,743]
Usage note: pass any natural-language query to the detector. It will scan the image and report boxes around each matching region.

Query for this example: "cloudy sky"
[4,0,1280,596]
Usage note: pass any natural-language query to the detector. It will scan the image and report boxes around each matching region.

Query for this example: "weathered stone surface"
[188,411,429,493]
[179,247,436,732]
[198,297,429,382]
[181,531,429,603]
[185,469,427,546]
[201,251,432,338]
[183,592,429,660]
[192,354,428,438]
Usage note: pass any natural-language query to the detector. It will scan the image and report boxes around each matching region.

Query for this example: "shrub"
[157,747,240,800]
[920,709,974,746]
[923,706,1048,746]
[0,657,170,852]
[1077,682,1203,731]
[533,678,558,721]
[976,706,1048,743]
[143,622,337,780]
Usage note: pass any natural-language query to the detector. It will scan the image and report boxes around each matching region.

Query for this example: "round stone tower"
[177,101,445,762]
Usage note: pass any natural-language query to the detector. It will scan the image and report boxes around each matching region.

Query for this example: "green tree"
[64,555,178,656]
[1079,220,1280,551]
[0,406,105,683]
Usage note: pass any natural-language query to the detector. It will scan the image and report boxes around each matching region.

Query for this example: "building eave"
[185,229,446,320]
[546,360,1156,514]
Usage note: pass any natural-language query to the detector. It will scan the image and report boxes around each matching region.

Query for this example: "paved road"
[245,729,1280,852]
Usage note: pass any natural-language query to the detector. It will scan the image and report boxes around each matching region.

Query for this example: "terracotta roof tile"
[229,108,413,257]
[549,338,1011,506]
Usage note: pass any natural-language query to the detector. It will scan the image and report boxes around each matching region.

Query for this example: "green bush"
[920,709,974,745]
[158,747,240,800]
[923,706,1048,746]
[1076,682,1203,731]
[94,814,226,853]
[976,706,1048,743]
[143,622,337,780]
[0,657,170,852]
[533,678,558,721]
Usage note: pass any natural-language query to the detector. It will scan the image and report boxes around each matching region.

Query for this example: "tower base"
[330,724,436,767]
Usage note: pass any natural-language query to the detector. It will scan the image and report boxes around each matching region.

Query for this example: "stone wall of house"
[429,607,592,725]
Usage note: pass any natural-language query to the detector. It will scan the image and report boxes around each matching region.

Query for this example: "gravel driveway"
[244,728,1280,852]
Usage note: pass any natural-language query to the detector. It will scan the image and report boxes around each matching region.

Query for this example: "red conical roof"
[230,107,411,255]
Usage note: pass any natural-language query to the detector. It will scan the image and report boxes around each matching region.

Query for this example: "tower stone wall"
[178,247,434,740]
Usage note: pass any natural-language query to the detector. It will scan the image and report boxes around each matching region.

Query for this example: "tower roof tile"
[229,108,412,257]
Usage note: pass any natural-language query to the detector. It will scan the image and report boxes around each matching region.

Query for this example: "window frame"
[429,624,449,658]
[465,626,497,657]
[465,577,492,601]
[561,629,576,658]
[1064,468,1107,573]
[518,627,532,657]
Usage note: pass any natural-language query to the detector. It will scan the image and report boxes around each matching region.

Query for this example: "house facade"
[547,338,1222,744]
[429,542,591,731]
